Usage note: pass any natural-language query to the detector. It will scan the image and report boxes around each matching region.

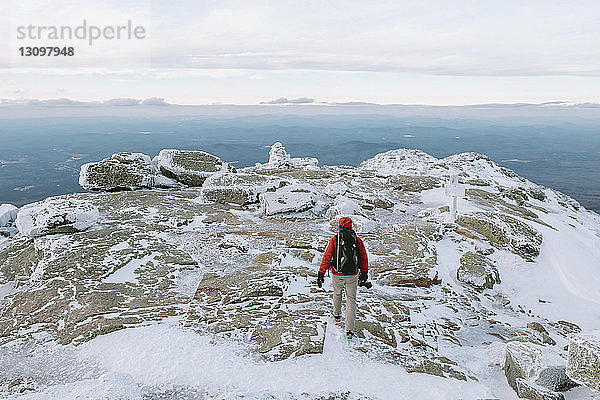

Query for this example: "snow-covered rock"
[260,184,316,215]
[15,196,99,237]
[516,378,565,400]
[202,173,286,205]
[0,204,18,227]
[360,149,532,189]
[325,195,364,221]
[535,366,578,392]
[322,182,348,198]
[79,152,178,191]
[457,212,543,262]
[567,332,600,392]
[457,251,500,289]
[505,342,545,391]
[440,152,525,188]
[153,149,235,186]
[359,148,438,176]
[262,142,318,169]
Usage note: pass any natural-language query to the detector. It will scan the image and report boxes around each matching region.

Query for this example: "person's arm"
[358,237,368,272]
[319,236,336,274]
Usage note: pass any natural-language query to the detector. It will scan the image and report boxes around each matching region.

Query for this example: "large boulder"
[567,331,600,392]
[535,366,578,392]
[153,149,235,186]
[325,195,364,221]
[505,341,545,391]
[457,251,500,289]
[322,182,348,198]
[15,196,99,237]
[259,184,316,215]
[202,173,286,205]
[0,204,18,227]
[457,212,543,262]
[79,152,178,191]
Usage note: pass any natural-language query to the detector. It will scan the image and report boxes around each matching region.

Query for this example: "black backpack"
[331,228,361,275]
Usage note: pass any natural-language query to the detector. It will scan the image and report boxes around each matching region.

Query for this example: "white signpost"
[444,174,466,222]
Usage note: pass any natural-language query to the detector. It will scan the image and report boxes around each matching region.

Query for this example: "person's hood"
[338,217,353,229]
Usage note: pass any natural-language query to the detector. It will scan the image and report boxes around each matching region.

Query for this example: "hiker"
[317,216,369,339]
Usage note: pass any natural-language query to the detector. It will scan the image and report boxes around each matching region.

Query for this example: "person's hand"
[317,272,325,288]
[359,270,368,284]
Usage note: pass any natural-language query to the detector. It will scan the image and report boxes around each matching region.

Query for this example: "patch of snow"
[103,253,159,284]
[15,372,142,400]
[73,322,493,400]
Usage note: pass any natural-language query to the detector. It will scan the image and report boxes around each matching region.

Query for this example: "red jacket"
[319,233,368,275]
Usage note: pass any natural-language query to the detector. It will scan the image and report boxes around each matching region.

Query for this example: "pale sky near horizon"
[1,0,599,105]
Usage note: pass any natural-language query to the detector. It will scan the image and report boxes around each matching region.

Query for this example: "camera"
[358,280,373,289]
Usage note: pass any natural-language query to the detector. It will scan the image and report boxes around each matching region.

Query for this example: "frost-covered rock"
[15,197,99,237]
[325,195,364,221]
[457,251,500,289]
[440,152,525,187]
[457,212,543,262]
[191,265,328,361]
[263,142,318,169]
[260,184,316,215]
[323,182,348,198]
[371,221,440,287]
[359,148,438,176]
[535,366,578,392]
[79,152,178,191]
[567,331,600,392]
[505,341,545,391]
[516,378,565,400]
[388,175,442,192]
[0,204,18,227]
[202,173,286,205]
[153,149,235,186]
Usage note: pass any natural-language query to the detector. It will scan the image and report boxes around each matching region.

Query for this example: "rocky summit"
[1,142,600,399]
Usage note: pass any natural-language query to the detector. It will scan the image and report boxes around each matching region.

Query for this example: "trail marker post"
[444,174,466,222]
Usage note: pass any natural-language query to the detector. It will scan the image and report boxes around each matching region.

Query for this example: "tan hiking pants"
[332,273,358,331]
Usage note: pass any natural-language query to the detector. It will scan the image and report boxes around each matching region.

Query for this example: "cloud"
[260,97,315,105]
[140,97,168,105]
[0,98,175,107]
[102,98,140,106]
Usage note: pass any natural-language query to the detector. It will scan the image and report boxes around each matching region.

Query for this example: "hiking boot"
[334,315,341,322]
[346,330,353,339]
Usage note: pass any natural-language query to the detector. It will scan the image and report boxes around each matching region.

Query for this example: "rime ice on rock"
[567,332,600,392]
[0,204,18,227]
[79,152,178,191]
[152,149,235,186]
[202,173,286,205]
[260,184,316,215]
[15,196,99,237]
[265,142,318,169]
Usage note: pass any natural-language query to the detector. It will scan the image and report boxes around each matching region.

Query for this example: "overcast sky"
[1,0,599,105]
